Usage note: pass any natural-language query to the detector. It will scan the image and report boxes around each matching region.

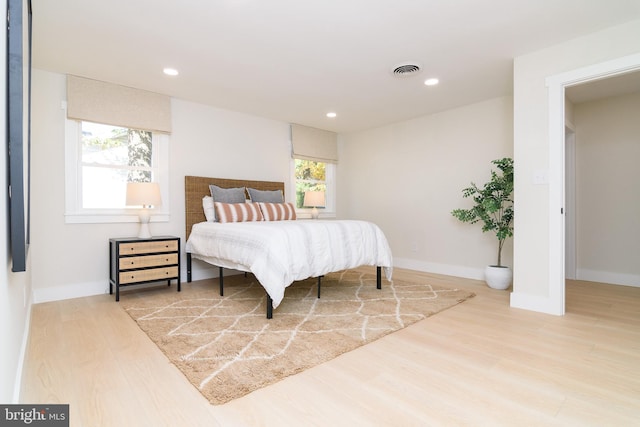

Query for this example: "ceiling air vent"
[391,62,421,77]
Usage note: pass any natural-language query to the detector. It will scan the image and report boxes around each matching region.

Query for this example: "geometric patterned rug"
[120,269,474,405]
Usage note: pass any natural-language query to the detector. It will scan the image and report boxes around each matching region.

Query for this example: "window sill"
[295,211,336,220]
[65,211,169,224]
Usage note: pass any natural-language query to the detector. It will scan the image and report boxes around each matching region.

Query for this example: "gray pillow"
[247,188,284,203]
[209,185,246,221]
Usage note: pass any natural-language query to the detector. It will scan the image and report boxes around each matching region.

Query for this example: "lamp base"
[137,223,152,239]
[137,209,152,238]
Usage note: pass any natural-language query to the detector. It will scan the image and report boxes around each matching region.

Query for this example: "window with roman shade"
[290,123,338,163]
[66,75,172,133]
[290,124,337,217]
[64,75,171,223]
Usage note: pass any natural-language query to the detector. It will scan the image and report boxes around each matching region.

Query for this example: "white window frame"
[64,118,170,224]
[289,158,336,219]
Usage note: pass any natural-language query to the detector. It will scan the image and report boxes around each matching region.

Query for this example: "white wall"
[31,70,516,297]
[339,96,514,279]
[30,69,291,300]
[512,19,640,311]
[1,0,32,402]
[574,91,640,286]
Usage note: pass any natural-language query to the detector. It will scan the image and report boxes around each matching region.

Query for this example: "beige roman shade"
[67,75,172,133]
[290,123,338,163]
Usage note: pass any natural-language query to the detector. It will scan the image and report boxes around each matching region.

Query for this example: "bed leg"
[219,267,224,296]
[377,266,382,289]
[266,294,273,319]
[187,253,192,282]
[317,276,323,298]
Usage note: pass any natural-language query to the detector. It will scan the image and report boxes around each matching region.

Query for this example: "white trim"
[64,117,171,224]
[393,257,485,281]
[184,264,242,282]
[576,269,640,288]
[547,78,566,315]
[545,52,640,317]
[13,292,33,403]
[510,292,561,316]
[186,264,220,282]
[64,213,169,224]
[564,126,576,280]
[29,267,247,304]
[33,280,109,304]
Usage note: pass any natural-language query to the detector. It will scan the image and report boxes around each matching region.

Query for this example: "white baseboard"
[31,264,244,304]
[13,292,33,403]
[393,257,485,281]
[510,292,563,316]
[576,269,640,288]
[394,257,567,316]
[33,280,109,304]
[186,265,220,282]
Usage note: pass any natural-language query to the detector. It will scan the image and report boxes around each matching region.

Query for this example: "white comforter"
[185,219,393,308]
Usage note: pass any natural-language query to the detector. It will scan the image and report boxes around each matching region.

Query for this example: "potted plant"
[451,157,514,289]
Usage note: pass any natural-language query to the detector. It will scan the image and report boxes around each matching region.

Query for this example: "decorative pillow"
[258,202,297,221]
[209,184,246,221]
[214,202,264,223]
[209,184,246,203]
[247,188,284,203]
[202,196,215,222]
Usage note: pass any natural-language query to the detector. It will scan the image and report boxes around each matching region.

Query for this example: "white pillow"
[202,196,215,222]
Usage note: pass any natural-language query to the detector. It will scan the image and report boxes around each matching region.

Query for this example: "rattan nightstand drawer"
[119,253,178,270]
[119,266,179,284]
[109,236,181,301]
[119,240,178,255]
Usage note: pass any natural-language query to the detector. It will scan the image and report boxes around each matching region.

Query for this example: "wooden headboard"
[184,176,285,240]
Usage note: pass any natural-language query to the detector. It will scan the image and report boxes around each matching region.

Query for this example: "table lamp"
[303,191,325,219]
[126,182,162,238]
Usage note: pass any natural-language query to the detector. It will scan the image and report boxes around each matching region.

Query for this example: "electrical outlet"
[533,169,549,185]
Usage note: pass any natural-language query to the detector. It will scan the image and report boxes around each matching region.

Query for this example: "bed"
[184,176,393,318]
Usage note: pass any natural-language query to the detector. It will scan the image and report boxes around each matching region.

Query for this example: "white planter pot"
[484,265,512,290]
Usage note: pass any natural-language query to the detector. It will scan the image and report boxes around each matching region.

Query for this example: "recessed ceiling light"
[424,78,439,86]
[326,112,337,118]
[163,68,179,76]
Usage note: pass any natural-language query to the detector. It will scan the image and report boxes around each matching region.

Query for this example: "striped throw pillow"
[214,202,264,223]
[258,202,297,221]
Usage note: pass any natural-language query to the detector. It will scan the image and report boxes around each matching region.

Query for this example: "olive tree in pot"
[451,157,514,290]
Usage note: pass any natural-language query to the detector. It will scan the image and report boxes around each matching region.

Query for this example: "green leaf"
[451,158,514,265]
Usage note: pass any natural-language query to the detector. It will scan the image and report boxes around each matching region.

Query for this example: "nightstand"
[109,236,181,301]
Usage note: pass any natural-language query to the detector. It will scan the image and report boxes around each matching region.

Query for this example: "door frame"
[564,123,576,280]
[546,52,640,315]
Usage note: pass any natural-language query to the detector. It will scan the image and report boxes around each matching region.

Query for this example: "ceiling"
[565,70,640,104]
[31,0,640,133]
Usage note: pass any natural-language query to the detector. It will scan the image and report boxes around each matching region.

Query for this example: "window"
[65,119,169,223]
[292,158,336,217]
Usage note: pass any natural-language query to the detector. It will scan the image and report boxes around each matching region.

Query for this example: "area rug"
[120,269,474,405]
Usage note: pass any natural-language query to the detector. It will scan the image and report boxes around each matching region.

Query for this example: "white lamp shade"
[126,182,162,208]
[303,191,325,208]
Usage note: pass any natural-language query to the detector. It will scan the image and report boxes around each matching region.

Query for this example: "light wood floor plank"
[21,268,640,426]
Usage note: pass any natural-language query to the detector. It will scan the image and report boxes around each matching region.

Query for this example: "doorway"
[547,52,640,315]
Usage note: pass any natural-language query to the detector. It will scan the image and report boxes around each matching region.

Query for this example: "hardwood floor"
[20,268,640,426]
